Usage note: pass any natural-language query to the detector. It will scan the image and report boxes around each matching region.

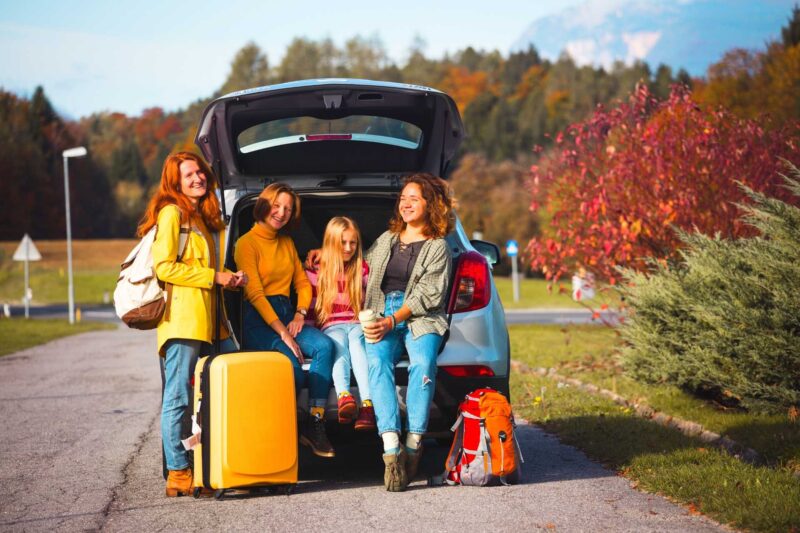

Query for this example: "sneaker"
[337,393,357,424]
[300,414,335,458]
[405,444,424,481]
[382,449,408,492]
[354,405,377,431]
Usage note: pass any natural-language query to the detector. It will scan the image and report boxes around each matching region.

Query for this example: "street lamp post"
[63,146,87,324]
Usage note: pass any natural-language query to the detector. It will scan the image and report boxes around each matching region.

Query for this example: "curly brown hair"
[388,173,455,238]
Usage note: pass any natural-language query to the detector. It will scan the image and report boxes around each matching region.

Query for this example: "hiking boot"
[405,444,424,481]
[354,405,377,431]
[382,449,408,492]
[300,414,335,458]
[337,393,357,424]
[165,468,193,497]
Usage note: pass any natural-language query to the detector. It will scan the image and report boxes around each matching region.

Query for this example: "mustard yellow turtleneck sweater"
[234,222,311,325]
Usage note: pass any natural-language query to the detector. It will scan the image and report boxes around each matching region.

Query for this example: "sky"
[0,0,584,118]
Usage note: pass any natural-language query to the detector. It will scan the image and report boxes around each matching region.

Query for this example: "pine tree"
[619,163,800,413]
[781,4,800,47]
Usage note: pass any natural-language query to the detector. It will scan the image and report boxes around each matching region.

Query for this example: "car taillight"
[306,134,352,141]
[441,365,495,377]
[448,251,491,313]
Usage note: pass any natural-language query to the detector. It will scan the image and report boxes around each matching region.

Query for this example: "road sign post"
[506,240,520,303]
[12,234,42,319]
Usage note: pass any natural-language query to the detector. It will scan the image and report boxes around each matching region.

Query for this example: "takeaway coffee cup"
[359,309,379,343]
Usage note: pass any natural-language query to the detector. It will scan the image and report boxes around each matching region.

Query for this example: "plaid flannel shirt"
[364,230,452,338]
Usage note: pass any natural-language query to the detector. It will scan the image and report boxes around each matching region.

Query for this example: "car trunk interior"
[223,191,399,347]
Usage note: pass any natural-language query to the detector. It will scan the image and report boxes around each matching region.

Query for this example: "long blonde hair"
[316,217,363,326]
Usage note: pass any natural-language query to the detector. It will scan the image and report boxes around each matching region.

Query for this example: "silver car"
[195,79,510,436]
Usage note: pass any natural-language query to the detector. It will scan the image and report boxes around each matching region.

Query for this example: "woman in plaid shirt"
[360,173,454,492]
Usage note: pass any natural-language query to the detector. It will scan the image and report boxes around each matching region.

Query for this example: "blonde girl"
[305,217,375,431]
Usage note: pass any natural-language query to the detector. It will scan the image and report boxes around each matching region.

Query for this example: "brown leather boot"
[405,444,424,481]
[382,449,408,492]
[165,468,193,497]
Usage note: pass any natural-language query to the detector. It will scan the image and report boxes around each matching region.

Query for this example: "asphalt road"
[0,326,725,532]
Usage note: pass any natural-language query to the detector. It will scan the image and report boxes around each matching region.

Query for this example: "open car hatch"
[195,79,465,190]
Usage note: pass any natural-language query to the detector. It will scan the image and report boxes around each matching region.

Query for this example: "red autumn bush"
[528,84,800,282]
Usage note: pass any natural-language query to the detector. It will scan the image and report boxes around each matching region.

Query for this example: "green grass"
[494,276,621,309]
[0,239,133,305]
[511,372,800,532]
[510,324,800,531]
[0,266,118,305]
[510,324,800,466]
[0,318,116,356]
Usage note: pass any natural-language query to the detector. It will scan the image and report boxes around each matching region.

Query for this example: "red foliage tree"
[528,84,800,283]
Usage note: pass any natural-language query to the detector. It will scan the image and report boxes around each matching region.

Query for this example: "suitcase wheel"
[214,489,225,501]
[192,487,202,499]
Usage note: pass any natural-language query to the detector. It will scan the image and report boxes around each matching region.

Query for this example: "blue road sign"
[506,239,519,257]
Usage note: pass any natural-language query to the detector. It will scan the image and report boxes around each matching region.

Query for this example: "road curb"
[511,359,763,465]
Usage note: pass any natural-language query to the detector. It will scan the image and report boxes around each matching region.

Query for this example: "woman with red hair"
[138,151,247,497]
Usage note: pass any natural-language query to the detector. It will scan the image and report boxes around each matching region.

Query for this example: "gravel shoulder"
[0,327,727,532]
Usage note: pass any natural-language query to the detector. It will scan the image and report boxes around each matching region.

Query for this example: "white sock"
[405,432,423,451]
[382,431,400,453]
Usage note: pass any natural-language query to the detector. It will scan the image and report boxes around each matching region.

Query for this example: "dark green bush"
[619,163,800,413]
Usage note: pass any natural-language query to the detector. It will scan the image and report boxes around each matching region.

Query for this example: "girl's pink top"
[304,260,369,330]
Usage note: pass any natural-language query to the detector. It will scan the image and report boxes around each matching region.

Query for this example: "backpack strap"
[444,413,465,473]
[163,223,191,322]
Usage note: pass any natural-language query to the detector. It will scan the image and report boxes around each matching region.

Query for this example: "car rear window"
[237,116,423,154]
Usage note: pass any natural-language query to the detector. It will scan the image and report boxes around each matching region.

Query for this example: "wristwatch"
[296,308,308,317]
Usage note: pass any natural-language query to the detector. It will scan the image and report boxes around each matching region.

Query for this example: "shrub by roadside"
[619,165,800,413]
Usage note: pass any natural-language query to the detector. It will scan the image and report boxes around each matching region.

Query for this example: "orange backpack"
[444,388,523,486]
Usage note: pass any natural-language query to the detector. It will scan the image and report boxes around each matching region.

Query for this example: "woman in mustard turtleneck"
[234,183,336,458]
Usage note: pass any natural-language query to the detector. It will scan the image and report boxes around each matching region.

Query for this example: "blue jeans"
[161,337,236,471]
[366,291,442,435]
[242,295,334,406]
[325,323,370,401]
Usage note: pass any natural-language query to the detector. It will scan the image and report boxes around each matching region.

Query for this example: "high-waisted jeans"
[161,337,236,471]
[242,295,334,407]
[365,291,442,435]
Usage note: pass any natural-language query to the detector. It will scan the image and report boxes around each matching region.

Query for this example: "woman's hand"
[304,249,321,270]
[214,271,237,288]
[231,270,249,287]
[287,314,305,337]
[363,317,393,343]
[279,330,305,364]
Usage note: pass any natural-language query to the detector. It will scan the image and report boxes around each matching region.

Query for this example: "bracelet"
[388,315,396,330]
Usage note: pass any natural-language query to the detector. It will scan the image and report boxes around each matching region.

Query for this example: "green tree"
[218,42,270,95]
[109,139,148,185]
[651,63,673,99]
[782,3,800,46]
[620,165,800,413]
[401,36,444,87]
[343,35,391,79]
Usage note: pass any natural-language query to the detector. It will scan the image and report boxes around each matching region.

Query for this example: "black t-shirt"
[381,240,426,294]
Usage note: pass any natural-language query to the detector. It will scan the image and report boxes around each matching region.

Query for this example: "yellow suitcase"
[192,351,298,499]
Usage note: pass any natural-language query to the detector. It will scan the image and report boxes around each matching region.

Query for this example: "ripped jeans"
[366,291,441,436]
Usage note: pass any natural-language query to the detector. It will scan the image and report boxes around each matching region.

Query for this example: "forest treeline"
[1,6,798,246]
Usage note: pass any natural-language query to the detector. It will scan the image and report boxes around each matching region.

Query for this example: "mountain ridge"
[512,0,795,75]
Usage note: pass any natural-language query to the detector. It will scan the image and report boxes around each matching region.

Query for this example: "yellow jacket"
[152,205,225,355]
